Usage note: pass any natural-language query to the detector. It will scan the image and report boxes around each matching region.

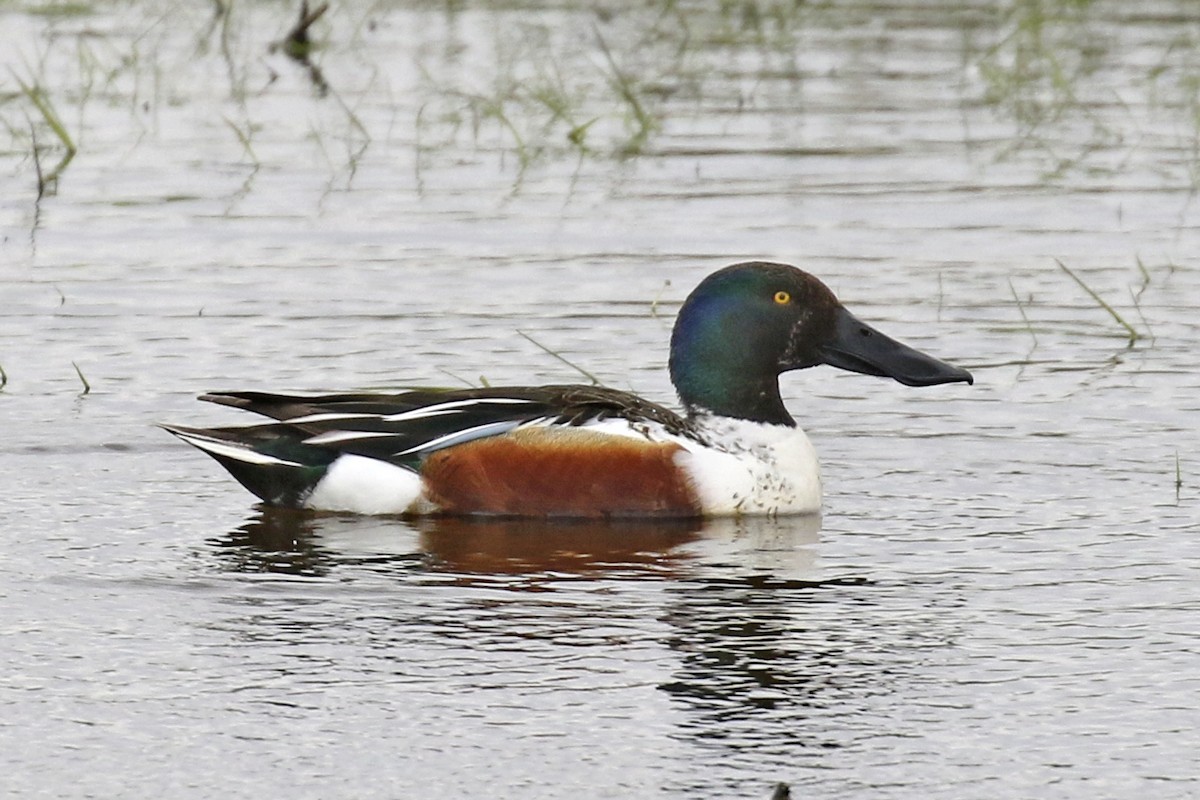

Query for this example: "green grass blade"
[1055,259,1140,343]
[1008,278,1038,345]
[14,74,76,155]
[517,330,600,385]
[72,361,91,395]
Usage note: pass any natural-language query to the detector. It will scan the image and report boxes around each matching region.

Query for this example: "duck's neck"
[669,356,795,427]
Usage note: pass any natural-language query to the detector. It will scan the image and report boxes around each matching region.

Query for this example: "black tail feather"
[161,424,333,508]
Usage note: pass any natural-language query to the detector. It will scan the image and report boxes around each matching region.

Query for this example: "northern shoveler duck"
[164,262,972,518]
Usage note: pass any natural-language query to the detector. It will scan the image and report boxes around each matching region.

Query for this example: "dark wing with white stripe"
[198,384,694,467]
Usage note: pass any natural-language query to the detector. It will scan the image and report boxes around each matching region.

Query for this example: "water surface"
[2,1,1198,797]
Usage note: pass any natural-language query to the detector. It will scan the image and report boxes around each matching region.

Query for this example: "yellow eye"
[774,290,791,305]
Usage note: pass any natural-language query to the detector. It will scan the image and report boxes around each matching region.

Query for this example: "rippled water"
[2,1,1198,798]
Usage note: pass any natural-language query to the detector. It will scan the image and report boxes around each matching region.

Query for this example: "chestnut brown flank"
[420,427,702,517]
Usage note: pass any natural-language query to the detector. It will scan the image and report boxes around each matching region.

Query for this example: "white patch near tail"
[304,455,422,514]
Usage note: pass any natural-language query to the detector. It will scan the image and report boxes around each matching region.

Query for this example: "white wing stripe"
[174,432,304,468]
[394,420,524,456]
[304,430,396,446]
[287,412,380,425]
[382,397,535,422]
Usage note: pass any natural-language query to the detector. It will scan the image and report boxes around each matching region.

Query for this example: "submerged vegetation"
[4,0,1200,183]
[973,0,1116,177]
[0,0,1192,413]
[11,74,76,197]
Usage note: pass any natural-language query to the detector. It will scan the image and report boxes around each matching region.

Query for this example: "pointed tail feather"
[160,423,334,508]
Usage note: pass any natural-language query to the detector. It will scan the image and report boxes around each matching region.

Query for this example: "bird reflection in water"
[207,507,823,584]
[206,509,866,775]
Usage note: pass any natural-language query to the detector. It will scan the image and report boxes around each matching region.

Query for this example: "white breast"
[673,416,822,516]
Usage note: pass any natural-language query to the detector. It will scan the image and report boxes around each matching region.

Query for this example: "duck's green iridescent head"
[668,262,973,426]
